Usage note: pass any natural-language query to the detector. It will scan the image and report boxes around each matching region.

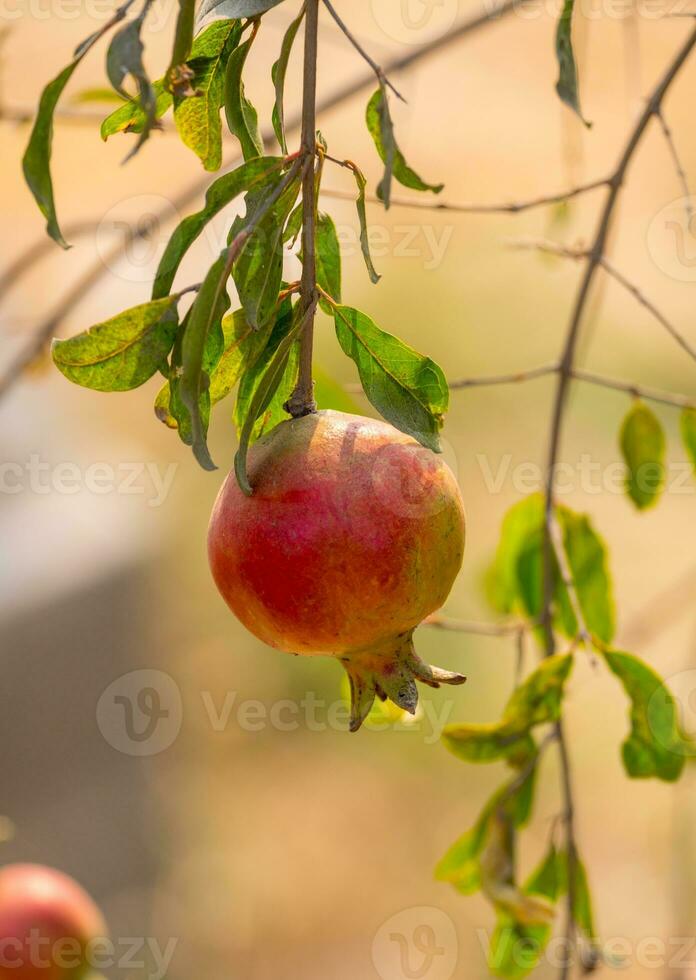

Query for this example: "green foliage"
[179,252,232,469]
[153,156,284,299]
[197,0,286,19]
[620,401,666,510]
[442,654,573,764]
[315,212,342,308]
[174,19,243,171]
[332,304,448,453]
[166,0,196,92]
[602,650,686,782]
[271,6,304,153]
[555,0,590,126]
[680,406,696,473]
[487,496,615,645]
[106,9,156,158]
[365,85,444,208]
[100,79,172,138]
[234,299,304,495]
[224,33,264,161]
[232,172,301,328]
[52,298,178,391]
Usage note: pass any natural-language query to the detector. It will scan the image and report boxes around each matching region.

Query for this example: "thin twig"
[423,614,532,637]
[0,0,518,403]
[449,363,559,389]
[321,176,608,214]
[321,0,406,102]
[656,108,693,221]
[599,256,696,363]
[540,27,696,980]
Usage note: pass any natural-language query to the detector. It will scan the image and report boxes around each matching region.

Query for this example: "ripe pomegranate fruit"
[0,864,106,980]
[208,410,466,730]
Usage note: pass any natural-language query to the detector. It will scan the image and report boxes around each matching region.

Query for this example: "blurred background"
[1,0,696,977]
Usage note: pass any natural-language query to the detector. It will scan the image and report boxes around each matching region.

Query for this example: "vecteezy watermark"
[0,456,178,507]
[97,670,183,757]
[476,452,694,498]
[647,196,696,283]
[369,0,459,45]
[372,906,458,980]
[96,671,455,754]
[0,932,177,980]
[0,0,171,29]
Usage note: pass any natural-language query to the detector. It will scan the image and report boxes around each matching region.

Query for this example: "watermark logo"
[647,196,696,283]
[96,195,183,284]
[372,906,458,980]
[370,0,459,45]
[97,670,182,756]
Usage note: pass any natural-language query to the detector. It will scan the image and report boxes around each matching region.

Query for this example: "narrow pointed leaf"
[350,164,380,283]
[224,35,264,160]
[682,407,696,473]
[52,297,177,391]
[153,155,283,298]
[106,12,157,158]
[316,212,341,308]
[101,79,172,138]
[166,0,196,95]
[620,401,666,510]
[557,507,615,643]
[180,252,232,469]
[555,0,590,126]
[271,5,304,152]
[333,304,448,452]
[208,306,276,404]
[365,86,443,208]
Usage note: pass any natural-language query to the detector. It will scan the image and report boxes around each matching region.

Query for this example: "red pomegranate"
[208,410,466,730]
[0,864,107,980]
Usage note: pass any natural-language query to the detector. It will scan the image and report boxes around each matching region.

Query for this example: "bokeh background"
[1,1,696,977]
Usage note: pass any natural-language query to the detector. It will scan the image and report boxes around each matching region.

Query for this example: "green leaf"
[349,164,381,284]
[166,0,196,95]
[487,495,545,615]
[555,0,590,126]
[208,306,275,404]
[442,654,573,764]
[72,86,125,104]
[271,6,304,153]
[105,11,157,158]
[435,770,536,896]
[174,19,242,171]
[316,212,342,308]
[572,856,596,940]
[197,0,286,25]
[232,172,300,328]
[603,650,686,782]
[52,298,178,391]
[681,407,696,473]
[365,85,443,208]
[101,78,172,138]
[620,401,666,510]
[224,34,264,161]
[332,304,448,453]
[23,60,82,247]
[234,301,304,495]
[180,252,232,469]
[557,507,615,644]
[153,156,283,299]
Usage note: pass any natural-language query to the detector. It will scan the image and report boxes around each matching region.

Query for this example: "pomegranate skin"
[0,864,106,980]
[208,411,466,728]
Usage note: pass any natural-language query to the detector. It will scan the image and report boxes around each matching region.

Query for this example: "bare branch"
[321,0,405,102]
[321,177,608,215]
[571,367,694,408]
[423,614,531,637]
[449,362,559,389]
[656,107,693,220]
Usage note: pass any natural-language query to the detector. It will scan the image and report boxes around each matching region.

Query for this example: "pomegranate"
[0,864,106,980]
[208,410,466,730]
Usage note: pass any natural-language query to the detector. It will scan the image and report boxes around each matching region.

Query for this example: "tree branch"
[540,27,696,978]
[656,108,693,221]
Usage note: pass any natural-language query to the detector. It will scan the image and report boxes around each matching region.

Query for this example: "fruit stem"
[287,0,320,419]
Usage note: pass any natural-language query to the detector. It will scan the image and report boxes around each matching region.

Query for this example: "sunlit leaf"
[316,212,341,309]
[603,650,686,782]
[620,401,666,510]
[208,306,275,404]
[72,86,125,104]
[332,304,448,452]
[349,163,381,284]
[557,507,615,644]
[224,33,264,160]
[52,298,177,391]
[106,10,157,158]
[271,6,304,153]
[365,85,443,208]
[153,155,283,298]
[196,0,286,30]
[101,78,172,138]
